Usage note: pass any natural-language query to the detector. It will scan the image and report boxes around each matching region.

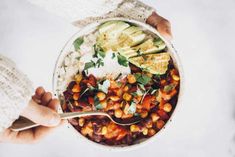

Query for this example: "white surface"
[0,0,235,157]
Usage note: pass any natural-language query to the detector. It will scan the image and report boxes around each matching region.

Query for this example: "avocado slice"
[133,38,166,55]
[129,53,170,75]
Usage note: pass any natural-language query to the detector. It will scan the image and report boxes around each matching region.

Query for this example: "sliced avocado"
[97,21,131,51]
[118,47,136,58]
[129,52,170,75]
[133,38,166,55]
[99,21,120,34]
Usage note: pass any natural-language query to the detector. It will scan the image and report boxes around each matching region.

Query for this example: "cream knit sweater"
[0,0,154,133]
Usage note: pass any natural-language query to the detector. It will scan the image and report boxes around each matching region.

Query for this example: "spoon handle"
[10,111,107,132]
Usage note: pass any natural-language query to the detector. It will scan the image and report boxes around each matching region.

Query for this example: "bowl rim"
[52,17,184,151]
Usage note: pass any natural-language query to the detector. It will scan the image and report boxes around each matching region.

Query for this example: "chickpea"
[147,128,156,136]
[130,125,140,132]
[100,100,107,108]
[140,110,148,118]
[151,113,160,122]
[101,126,108,135]
[73,101,79,107]
[163,103,172,112]
[123,92,132,101]
[172,74,180,81]
[115,89,123,97]
[109,95,120,101]
[122,113,133,119]
[73,93,79,100]
[145,120,153,129]
[97,92,106,101]
[123,85,129,92]
[115,109,123,118]
[113,102,121,110]
[156,120,165,129]
[127,74,136,84]
[74,74,83,83]
[78,118,85,127]
[81,125,93,136]
[142,128,148,135]
[72,84,81,93]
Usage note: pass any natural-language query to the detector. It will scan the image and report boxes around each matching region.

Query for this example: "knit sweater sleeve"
[0,55,33,132]
[27,0,155,28]
[73,0,155,28]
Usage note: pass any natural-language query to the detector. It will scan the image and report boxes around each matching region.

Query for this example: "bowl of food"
[53,18,183,148]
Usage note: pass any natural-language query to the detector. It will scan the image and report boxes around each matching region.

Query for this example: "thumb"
[21,99,61,127]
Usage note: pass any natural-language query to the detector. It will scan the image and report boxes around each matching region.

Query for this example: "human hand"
[146,12,172,41]
[0,87,61,143]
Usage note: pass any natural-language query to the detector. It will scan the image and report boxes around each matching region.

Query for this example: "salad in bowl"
[53,18,182,147]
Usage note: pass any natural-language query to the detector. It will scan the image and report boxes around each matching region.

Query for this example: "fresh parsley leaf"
[117,53,129,67]
[76,56,81,61]
[93,44,106,58]
[164,84,176,93]
[96,58,104,68]
[134,113,140,116]
[84,61,95,71]
[94,96,100,106]
[95,104,103,110]
[138,84,145,91]
[112,53,116,59]
[128,101,137,114]
[73,37,84,51]
[134,73,151,85]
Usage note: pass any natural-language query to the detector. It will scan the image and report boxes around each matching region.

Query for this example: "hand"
[0,87,61,143]
[146,12,172,41]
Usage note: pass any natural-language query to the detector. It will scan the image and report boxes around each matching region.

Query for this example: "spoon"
[10,111,141,132]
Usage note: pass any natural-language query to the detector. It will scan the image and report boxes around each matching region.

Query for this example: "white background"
[0,0,235,157]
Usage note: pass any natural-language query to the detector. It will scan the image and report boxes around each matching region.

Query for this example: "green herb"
[128,101,136,114]
[137,49,141,56]
[73,37,84,51]
[93,44,106,58]
[98,80,110,93]
[84,61,95,71]
[134,73,151,85]
[112,53,116,59]
[134,113,140,117]
[95,104,103,110]
[138,84,145,91]
[76,56,81,61]
[117,53,129,67]
[94,95,103,110]
[96,58,104,68]
[94,96,99,105]
[164,84,176,93]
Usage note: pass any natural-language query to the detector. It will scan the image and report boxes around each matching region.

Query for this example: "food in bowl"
[56,20,180,146]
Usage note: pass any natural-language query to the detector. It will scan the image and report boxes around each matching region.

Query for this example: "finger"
[156,20,172,41]
[35,87,45,98]
[21,100,60,127]
[48,98,60,111]
[41,92,52,106]
[32,87,45,104]
[146,12,173,40]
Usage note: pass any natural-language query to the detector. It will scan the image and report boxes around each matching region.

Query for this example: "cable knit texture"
[27,0,155,28]
[0,55,33,132]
